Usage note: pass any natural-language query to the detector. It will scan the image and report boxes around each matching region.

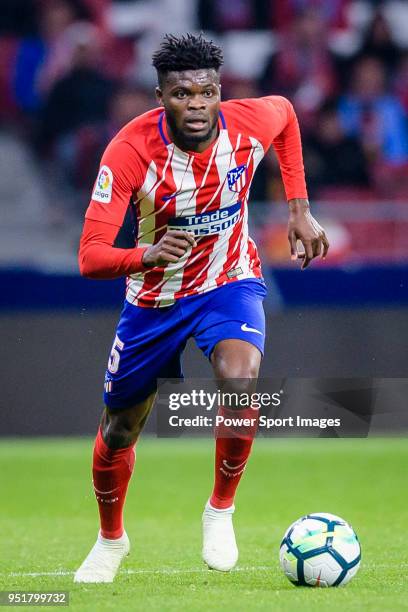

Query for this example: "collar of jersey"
[158,111,226,156]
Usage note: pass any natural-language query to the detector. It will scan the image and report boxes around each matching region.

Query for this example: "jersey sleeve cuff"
[287,193,308,203]
[132,247,150,272]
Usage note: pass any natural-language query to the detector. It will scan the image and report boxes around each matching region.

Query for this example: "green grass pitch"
[0,437,407,611]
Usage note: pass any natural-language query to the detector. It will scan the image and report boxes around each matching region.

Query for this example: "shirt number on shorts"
[108,335,124,374]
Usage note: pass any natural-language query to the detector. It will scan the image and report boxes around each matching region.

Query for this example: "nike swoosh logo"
[222,459,247,470]
[241,323,262,335]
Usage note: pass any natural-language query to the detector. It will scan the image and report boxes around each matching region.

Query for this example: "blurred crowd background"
[1,0,408,270]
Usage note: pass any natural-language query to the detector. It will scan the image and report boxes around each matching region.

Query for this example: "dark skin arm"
[287,198,329,270]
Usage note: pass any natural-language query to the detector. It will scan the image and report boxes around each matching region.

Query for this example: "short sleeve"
[85,139,143,227]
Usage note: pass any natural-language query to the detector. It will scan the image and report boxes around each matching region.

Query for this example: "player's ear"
[155,87,163,106]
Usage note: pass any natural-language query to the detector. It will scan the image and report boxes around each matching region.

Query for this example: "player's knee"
[102,420,138,449]
[214,357,259,382]
[213,361,259,396]
[211,340,261,385]
[102,406,146,448]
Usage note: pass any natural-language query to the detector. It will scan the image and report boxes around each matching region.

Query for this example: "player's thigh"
[104,300,187,410]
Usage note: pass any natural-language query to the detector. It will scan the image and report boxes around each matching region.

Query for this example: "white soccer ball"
[279,512,361,587]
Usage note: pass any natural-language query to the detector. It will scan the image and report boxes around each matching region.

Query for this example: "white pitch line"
[6,566,273,578]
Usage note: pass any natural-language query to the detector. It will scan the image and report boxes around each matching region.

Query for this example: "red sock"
[92,428,136,539]
[210,406,258,509]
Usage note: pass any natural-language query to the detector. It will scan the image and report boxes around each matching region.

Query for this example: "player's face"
[156,69,221,152]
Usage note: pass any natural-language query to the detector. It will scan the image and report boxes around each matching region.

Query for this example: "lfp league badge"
[227,164,248,193]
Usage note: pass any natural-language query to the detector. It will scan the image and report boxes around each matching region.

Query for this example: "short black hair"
[152,33,223,85]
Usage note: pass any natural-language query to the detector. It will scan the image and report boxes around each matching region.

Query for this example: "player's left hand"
[287,198,329,270]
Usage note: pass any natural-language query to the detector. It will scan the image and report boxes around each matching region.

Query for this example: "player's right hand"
[142,230,197,267]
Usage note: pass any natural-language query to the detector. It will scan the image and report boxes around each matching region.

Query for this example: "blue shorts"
[103,279,267,409]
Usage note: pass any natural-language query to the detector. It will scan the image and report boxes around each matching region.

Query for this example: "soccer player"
[74,33,329,582]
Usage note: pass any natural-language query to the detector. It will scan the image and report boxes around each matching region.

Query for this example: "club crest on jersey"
[92,165,113,203]
[227,164,247,193]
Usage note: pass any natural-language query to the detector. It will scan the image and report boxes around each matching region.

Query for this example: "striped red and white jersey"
[85,95,308,307]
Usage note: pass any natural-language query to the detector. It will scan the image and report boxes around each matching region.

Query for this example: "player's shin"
[210,405,259,509]
[92,428,136,539]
